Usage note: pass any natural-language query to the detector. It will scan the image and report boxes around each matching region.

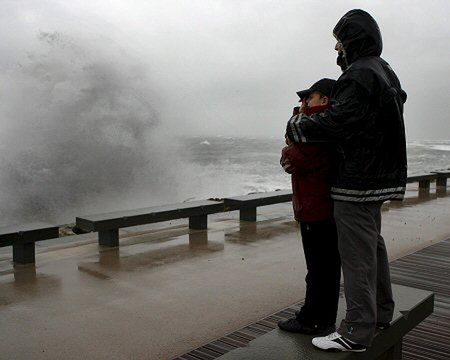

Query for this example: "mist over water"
[0,31,180,227]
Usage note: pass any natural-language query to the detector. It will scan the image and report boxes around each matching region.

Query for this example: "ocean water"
[178,137,450,199]
[1,137,449,227]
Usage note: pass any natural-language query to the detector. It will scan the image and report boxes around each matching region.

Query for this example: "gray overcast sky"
[1,0,450,140]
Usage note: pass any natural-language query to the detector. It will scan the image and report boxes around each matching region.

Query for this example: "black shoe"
[278,317,334,335]
[376,322,390,330]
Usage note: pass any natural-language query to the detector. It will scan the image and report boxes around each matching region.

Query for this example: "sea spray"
[0,31,178,226]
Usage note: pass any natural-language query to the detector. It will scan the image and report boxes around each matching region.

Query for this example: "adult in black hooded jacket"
[286,9,407,350]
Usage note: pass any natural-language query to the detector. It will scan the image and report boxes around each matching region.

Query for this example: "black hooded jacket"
[286,9,407,202]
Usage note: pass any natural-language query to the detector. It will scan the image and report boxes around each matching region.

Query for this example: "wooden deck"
[391,239,450,360]
[174,238,450,360]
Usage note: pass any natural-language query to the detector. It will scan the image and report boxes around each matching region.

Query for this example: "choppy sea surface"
[178,137,450,199]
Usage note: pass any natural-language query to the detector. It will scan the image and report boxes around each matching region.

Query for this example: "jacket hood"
[333,9,382,65]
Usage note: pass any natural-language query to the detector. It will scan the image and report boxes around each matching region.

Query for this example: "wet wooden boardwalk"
[392,238,450,360]
[174,238,450,360]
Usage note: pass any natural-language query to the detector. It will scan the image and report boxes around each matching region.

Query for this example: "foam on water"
[179,137,450,199]
[427,145,450,152]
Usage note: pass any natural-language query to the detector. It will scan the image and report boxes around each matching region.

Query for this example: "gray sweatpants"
[334,201,394,346]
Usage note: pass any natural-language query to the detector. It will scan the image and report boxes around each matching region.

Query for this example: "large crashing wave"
[0,31,177,226]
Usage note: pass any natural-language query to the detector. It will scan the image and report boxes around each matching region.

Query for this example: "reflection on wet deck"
[0,266,61,307]
[225,220,297,244]
[78,231,226,278]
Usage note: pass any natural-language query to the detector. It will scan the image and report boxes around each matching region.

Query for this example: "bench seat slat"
[406,174,438,182]
[0,223,59,247]
[76,200,224,232]
[224,190,292,210]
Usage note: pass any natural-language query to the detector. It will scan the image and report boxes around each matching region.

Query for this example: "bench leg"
[376,339,402,360]
[436,177,447,187]
[13,242,35,264]
[392,340,403,360]
[189,215,207,229]
[99,229,119,247]
[418,179,431,198]
[240,208,257,222]
[418,179,430,190]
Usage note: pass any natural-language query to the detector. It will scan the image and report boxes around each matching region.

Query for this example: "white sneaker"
[312,331,367,352]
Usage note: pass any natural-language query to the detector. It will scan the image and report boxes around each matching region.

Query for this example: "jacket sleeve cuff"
[286,115,307,143]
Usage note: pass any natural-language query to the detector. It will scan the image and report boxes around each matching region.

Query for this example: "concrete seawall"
[1,188,450,359]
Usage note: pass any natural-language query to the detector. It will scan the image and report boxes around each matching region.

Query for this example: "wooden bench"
[75,200,224,247]
[216,284,433,360]
[406,173,437,189]
[432,170,450,187]
[0,223,59,264]
[224,190,293,221]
